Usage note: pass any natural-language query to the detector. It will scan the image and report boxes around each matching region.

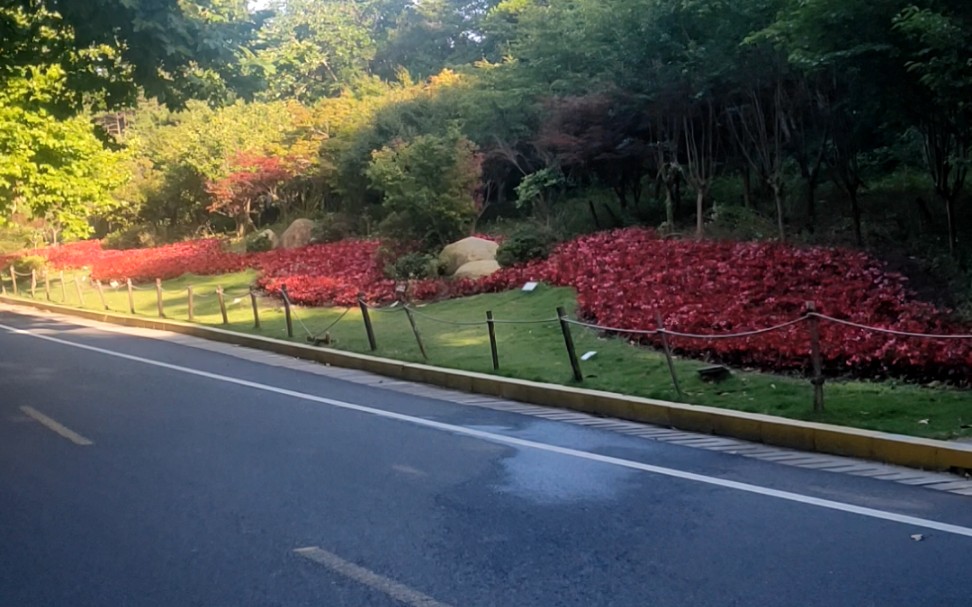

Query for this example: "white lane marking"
[295,547,453,607]
[3,321,972,539]
[20,406,94,446]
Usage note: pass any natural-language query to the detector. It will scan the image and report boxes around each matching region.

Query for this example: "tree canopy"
[2,0,972,271]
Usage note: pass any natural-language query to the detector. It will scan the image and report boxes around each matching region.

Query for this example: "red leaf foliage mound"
[254,240,412,306]
[5,228,970,382]
[0,239,249,282]
[463,228,972,383]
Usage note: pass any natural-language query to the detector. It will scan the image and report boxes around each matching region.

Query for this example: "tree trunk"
[772,183,785,242]
[849,187,863,247]
[742,167,752,208]
[673,179,682,220]
[806,177,818,234]
[944,194,958,258]
[696,189,705,239]
[665,188,675,227]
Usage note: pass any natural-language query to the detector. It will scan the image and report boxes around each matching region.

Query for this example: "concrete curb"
[4,295,972,473]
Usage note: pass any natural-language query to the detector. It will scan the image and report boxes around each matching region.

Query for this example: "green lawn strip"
[8,270,971,440]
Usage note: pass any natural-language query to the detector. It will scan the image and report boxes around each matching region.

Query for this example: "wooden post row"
[655,312,683,399]
[187,286,195,322]
[216,286,229,325]
[74,276,85,307]
[249,288,260,329]
[357,292,377,351]
[280,284,294,338]
[486,310,499,371]
[806,302,825,413]
[557,306,584,382]
[95,280,108,310]
[155,279,165,318]
[403,305,428,360]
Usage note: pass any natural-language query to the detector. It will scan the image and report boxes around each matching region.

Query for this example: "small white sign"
[580,351,597,361]
[522,281,539,292]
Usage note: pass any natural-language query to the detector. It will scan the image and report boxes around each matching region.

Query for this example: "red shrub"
[7,228,971,383]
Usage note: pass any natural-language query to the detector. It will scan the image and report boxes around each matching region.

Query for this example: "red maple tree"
[206,152,292,237]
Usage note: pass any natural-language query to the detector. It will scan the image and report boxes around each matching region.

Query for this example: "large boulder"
[280,219,316,249]
[439,237,498,275]
[453,259,501,280]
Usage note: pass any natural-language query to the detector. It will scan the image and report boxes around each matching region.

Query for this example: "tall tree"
[255,0,378,102]
[0,0,263,112]
[0,68,128,241]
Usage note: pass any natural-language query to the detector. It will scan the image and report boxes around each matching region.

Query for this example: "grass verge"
[3,270,971,440]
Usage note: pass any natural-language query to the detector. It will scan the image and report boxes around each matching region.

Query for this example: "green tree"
[0,0,263,112]
[366,128,482,248]
[0,67,128,242]
[255,0,378,102]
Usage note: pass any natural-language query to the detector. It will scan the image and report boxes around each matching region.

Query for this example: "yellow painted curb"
[3,295,972,473]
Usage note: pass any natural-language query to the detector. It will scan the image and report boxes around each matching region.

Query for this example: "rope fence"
[4,264,972,413]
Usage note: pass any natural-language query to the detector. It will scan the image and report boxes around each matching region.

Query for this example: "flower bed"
[4,228,970,383]
[459,229,972,383]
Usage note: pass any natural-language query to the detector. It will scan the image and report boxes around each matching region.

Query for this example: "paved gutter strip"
[1,297,970,495]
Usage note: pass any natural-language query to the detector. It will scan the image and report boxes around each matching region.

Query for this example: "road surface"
[1,307,970,606]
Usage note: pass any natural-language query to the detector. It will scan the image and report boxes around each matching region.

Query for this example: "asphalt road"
[1,308,970,607]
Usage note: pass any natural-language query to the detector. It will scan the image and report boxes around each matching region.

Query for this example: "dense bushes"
[496,225,559,267]
[384,252,440,280]
[366,130,482,251]
[245,231,275,252]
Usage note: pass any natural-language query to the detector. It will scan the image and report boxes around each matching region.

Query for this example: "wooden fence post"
[59,271,66,301]
[216,286,229,325]
[74,276,85,307]
[126,279,135,314]
[1,270,6,295]
[155,279,165,318]
[806,302,825,413]
[403,305,428,360]
[187,286,194,322]
[656,312,683,399]
[249,288,260,329]
[95,280,108,310]
[357,292,377,351]
[556,306,584,382]
[280,284,294,338]
[10,267,18,296]
[486,310,499,370]
[30,269,36,298]
[44,271,50,300]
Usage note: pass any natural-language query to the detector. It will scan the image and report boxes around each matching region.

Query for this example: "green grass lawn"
[3,270,971,440]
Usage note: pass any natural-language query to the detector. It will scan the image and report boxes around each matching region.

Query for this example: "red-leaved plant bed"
[457,229,972,383]
[4,228,970,383]
[1,239,248,282]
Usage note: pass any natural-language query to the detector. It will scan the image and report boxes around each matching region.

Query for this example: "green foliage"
[366,129,482,249]
[0,1,263,113]
[12,255,47,274]
[103,225,161,251]
[384,252,440,280]
[514,168,565,213]
[706,204,782,242]
[0,67,129,241]
[311,213,357,243]
[495,224,559,267]
[255,0,377,102]
[0,224,40,253]
[245,231,275,252]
